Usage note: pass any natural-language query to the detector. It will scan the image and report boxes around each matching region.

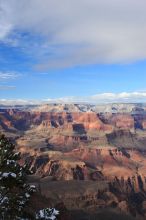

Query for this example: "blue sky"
[0,0,146,104]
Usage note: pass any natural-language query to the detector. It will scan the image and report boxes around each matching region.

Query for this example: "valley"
[1,103,146,219]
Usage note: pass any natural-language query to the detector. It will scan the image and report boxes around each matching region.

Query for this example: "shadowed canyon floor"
[1,103,146,219]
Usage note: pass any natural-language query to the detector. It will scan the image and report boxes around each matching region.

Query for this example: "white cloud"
[0,0,146,69]
[0,92,146,105]
[45,92,146,103]
[0,1,12,40]
[90,92,146,103]
[0,85,16,90]
[0,99,43,105]
[0,71,21,80]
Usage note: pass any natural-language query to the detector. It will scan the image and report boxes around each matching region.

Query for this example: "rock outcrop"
[1,104,146,218]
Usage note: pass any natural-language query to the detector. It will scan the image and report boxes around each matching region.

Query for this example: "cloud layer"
[46,92,146,103]
[0,92,146,105]
[0,71,20,80]
[0,85,16,90]
[0,0,146,69]
[0,71,20,90]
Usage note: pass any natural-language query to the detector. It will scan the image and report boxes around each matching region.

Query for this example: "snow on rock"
[36,208,59,220]
[0,172,17,178]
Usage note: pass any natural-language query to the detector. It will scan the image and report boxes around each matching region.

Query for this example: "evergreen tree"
[0,134,35,220]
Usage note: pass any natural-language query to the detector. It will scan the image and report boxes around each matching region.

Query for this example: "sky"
[0,0,146,104]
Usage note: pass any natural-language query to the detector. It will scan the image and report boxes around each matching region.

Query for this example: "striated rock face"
[99,113,135,131]
[1,108,146,136]
[142,120,146,130]
[0,110,111,131]
[1,108,146,152]
[2,109,139,132]
[1,105,146,218]
[110,114,134,131]
[28,146,146,190]
[26,144,146,218]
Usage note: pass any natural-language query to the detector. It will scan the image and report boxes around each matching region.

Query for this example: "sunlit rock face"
[1,103,146,218]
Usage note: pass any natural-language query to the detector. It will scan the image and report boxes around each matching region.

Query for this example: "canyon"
[1,103,146,219]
